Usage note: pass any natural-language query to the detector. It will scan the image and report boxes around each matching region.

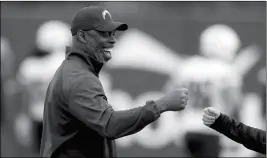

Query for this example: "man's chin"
[103,56,112,64]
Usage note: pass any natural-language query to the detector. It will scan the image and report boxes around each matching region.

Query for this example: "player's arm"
[66,75,161,140]
[203,108,266,154]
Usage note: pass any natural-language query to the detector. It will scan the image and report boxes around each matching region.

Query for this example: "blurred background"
[1,1,266,157]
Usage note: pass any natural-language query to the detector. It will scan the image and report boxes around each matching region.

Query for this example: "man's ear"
[77,30,87,43]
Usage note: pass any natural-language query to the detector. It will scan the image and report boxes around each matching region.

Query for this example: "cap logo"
[102,10,111,20]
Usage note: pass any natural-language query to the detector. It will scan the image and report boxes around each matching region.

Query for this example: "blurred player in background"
[14,20,72,154]
[1,36,23,157]
[1,36,17,126]
[170,24,260,157]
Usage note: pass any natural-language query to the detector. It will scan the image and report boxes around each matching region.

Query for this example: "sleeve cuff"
[143,100,161,121]
[210,113,227,132]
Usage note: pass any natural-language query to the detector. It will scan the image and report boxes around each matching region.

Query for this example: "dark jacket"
[40,47,161,158]
[210,113,266,154]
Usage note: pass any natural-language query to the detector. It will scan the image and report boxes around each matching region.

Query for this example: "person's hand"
[155,88,189,112]
[202,107,221,126]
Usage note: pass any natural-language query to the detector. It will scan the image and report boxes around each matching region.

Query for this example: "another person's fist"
[202,107,220,126]
[155,88,189,112]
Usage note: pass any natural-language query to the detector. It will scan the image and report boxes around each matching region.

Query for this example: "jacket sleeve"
[67,75,161,140]
[210,113,266,154]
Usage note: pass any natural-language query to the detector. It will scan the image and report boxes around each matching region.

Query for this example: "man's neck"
[66,45,104,77]
[72,43,87,53]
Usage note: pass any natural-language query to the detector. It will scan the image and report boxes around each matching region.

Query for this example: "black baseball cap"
[71,6,128,36]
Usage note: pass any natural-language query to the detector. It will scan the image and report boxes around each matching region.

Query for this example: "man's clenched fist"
[155,88,189,112]
[202,107,220,126]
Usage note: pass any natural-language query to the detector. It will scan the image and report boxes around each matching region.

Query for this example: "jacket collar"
[65,46,103,76]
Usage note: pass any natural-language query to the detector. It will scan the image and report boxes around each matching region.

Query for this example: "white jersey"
[18,52,65,122]
[177,55,242,134]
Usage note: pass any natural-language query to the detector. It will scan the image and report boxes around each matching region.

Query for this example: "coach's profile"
[40,6,189,158]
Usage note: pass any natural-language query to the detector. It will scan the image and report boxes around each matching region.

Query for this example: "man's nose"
[109,35,116,45]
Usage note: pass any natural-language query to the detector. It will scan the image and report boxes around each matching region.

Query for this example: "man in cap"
[40,6,189,158]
